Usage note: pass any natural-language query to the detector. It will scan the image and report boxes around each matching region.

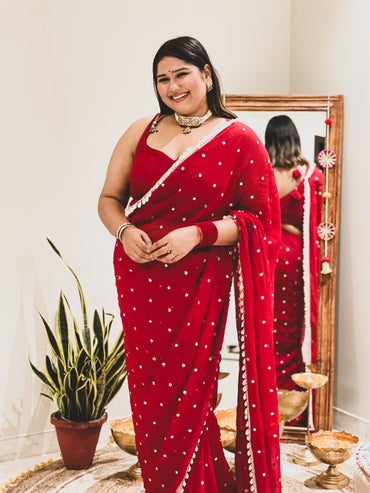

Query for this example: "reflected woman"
[265,115,323,392]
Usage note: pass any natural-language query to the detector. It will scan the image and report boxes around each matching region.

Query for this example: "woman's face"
[156,56,211,116]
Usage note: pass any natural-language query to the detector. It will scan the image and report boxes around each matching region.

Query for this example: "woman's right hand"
[120,226,155,263]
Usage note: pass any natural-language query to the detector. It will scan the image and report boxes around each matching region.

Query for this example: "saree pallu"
[114,118,282,492]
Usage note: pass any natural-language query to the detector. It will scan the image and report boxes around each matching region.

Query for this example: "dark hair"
[265,115,309,168]
[152,36,236,119]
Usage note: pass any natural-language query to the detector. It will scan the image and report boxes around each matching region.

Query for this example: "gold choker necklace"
[174,110,212,134]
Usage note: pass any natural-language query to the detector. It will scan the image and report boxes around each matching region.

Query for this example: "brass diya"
[277,389,309,423]
[291,372,329,390]
[306,430,358,489]
[216,408,285,454]
[291,372,329,466]
[111,417,142,480]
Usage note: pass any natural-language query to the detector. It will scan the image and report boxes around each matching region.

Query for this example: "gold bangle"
[116,222,135,241]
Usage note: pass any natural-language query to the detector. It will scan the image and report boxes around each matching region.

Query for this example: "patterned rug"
[2,443,354,492]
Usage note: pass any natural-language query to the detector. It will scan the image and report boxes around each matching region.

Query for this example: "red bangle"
[195,222,218,248]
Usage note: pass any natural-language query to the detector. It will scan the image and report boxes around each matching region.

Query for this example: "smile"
[171,92,188,101]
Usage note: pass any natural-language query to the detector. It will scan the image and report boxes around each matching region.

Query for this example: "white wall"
[0,0,291,459]
[291,0,370,438]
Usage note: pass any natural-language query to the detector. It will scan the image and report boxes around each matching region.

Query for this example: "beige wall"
[291,1,370,437]
[0,0,291,458]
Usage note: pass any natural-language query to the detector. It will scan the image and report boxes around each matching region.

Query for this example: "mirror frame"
[225,95,344,441]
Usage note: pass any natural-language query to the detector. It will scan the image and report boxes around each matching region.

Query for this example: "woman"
[265,115,323,392]
[99,36,281,493]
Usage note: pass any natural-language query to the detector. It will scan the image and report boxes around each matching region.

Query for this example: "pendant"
[183,127,191,134]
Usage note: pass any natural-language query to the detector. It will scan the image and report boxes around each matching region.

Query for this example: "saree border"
[125,119,236,218]
[235,243,257,491]
[301,162,316,368]
[175,351,223,492]
[175,431,203,493]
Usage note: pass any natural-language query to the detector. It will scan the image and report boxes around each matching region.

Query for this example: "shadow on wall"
[0,256,56,459]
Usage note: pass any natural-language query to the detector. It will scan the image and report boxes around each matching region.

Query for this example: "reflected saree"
[273,165,323,390]
[113,117,282,492]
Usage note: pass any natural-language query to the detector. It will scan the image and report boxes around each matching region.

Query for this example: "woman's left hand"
[150,226,201,263]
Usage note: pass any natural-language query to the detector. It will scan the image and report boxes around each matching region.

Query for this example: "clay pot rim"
[51,411,108,429]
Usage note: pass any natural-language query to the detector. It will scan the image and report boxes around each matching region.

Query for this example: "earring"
[206,80,213,92]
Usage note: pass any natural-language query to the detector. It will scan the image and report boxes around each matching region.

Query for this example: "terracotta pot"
[51,411,108,469]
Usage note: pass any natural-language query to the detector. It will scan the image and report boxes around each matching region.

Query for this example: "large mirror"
[224,95,343,441]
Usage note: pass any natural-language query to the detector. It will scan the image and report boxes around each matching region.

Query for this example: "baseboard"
[333,406,370,441]
[0,417,117,462]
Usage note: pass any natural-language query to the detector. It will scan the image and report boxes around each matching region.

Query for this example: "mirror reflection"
[223,109,327,425]
[265,115,324,426]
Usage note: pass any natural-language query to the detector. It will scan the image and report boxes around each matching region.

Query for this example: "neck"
[174,110,213,134]
[175,108,210,118]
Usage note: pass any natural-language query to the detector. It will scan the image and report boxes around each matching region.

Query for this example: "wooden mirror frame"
[224,95,344,441]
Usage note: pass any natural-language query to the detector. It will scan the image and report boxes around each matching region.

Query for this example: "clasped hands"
[120,225,200,264]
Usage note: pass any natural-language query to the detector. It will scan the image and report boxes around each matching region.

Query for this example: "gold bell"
[321,256,332,275]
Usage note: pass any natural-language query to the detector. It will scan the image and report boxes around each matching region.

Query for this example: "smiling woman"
[155,57,211,117]
[98,36,282,492]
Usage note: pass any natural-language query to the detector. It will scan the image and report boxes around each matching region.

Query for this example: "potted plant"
[30,239,127,469]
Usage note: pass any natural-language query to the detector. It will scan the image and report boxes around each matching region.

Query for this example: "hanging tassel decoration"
[321,256,332,275]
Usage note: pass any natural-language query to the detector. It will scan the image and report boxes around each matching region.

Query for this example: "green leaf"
[92,310,104,363]
[63,295,83,352]
[40,392,53,401]
[56,357,66,390]
[38,312,63,362]
[80,324,93,358]
[98,375,126,413]
[95,372,106,413]
[29,360,56,393]
[55,392,69,419]
[74,348,87,375]
[56,292,70,366]
[47,238,89,332]
[76,379,97,421]
[45,355,59,390]
[64,367,78,395]
[105,351,126,386]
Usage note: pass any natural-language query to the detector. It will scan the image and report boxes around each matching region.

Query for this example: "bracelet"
[194,221,218,248]
[116,222,136,241]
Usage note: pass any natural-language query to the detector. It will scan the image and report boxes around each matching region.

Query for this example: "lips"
[171,92,189,102]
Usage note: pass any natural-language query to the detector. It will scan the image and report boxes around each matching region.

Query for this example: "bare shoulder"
[127,115,154,136]
[115,115,155,155]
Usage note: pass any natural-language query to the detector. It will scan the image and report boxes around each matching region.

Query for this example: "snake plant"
[30,239,127,422]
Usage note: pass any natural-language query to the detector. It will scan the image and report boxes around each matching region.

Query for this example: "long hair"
[265,115,309,168]
[152,36,236,119]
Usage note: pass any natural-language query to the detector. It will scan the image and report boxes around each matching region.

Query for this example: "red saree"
[273,166,323,390]
[114,117,282,492]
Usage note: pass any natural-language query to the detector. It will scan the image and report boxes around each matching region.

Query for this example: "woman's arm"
[149,217,239,264]
[98,117,156,263]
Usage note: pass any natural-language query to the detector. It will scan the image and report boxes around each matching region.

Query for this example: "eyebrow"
[156,67,189,79]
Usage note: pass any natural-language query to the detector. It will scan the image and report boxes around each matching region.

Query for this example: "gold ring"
[171,254,175,260]
[167,249,172,254]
